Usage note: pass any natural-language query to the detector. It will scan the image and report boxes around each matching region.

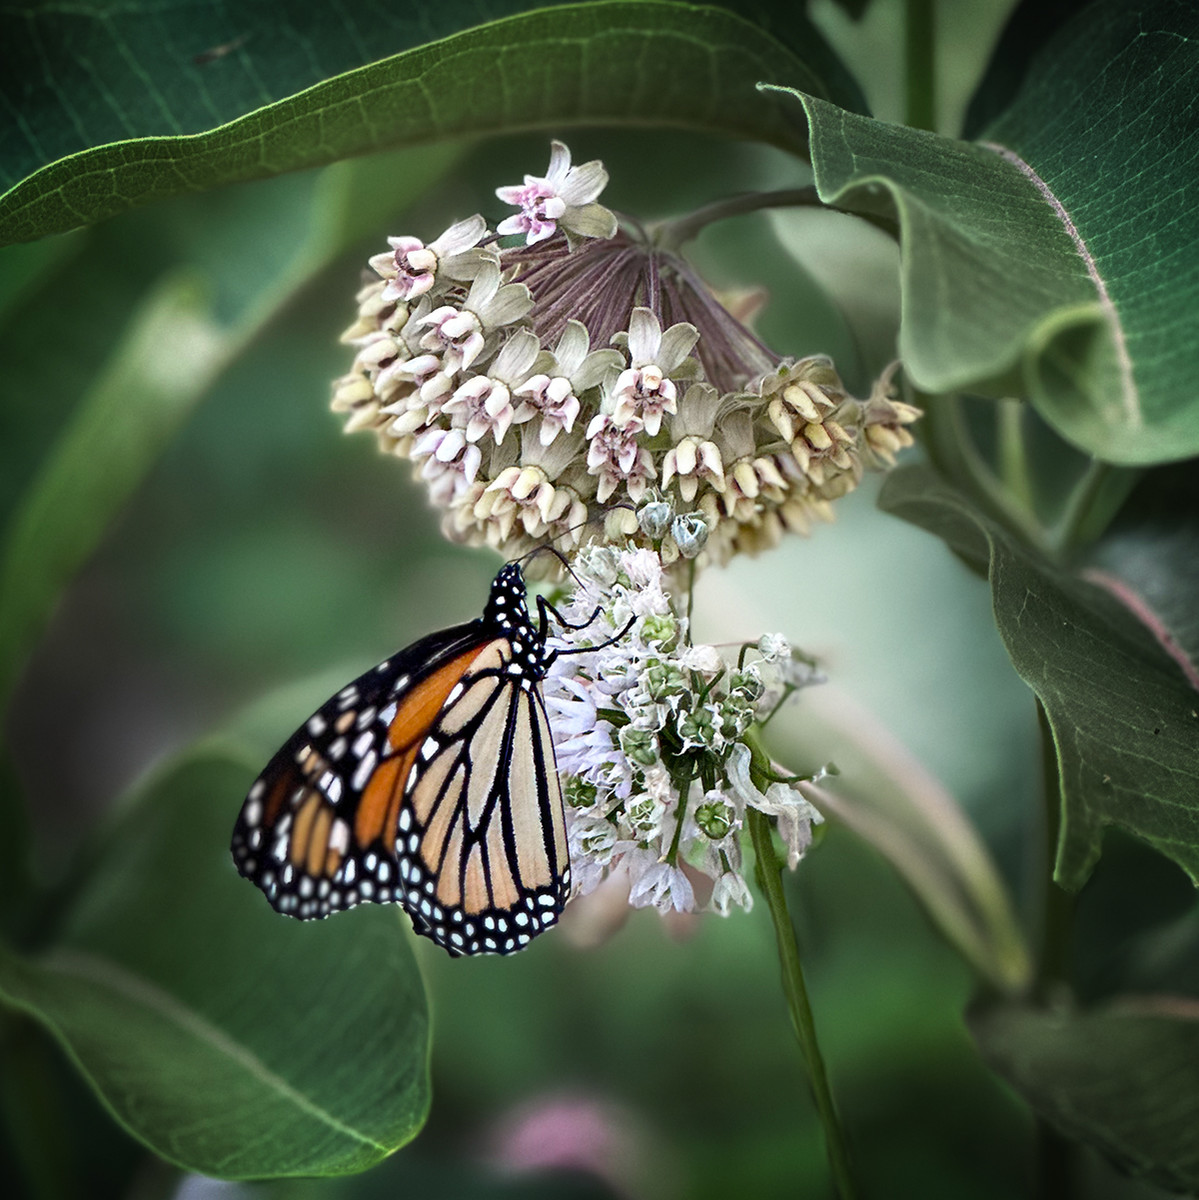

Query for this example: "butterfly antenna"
[516,503,638,587]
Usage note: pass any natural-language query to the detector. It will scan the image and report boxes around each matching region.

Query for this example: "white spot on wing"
[352,749,378,791]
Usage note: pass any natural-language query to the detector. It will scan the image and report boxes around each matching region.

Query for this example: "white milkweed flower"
[609,308,700,436]
[514,320,624,447]
[415,260,533,376]
[335,140,918,565]
[442,328,542,445]
[369,214,492,302]
[543,544,827,920]
[496,140,619,245]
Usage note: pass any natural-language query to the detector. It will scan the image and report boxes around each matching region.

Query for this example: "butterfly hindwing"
[230,562,571,956]
[230,620,491,920]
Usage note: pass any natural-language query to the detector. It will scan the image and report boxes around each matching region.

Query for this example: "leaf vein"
[42,949,389,1152]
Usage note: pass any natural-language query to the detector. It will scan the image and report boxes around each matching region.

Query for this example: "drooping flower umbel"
[334,139,918,568]
[332,142,919,917]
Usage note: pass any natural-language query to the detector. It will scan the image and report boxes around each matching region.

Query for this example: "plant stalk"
[653,188,822,252]
[1033,698,1077,1199]
[748,806,858,1200]
[1033,699,1074,1003]
[904,0,937,132]
[996,399,1035,513]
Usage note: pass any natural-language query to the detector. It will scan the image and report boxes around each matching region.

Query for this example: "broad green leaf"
[766,687,1031,994]
[882,465,1199,891]
[0,738,430,1177]
[0,1,866,247]
[972,996,1199,1192]
[0,273,226,716]
[781,0,1199,464]
[1088,464,1199,679]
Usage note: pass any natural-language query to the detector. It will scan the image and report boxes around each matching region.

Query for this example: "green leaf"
[0,737,430,1178]
[882,465,1199,891]
[780,0,1199,464]
[972,996,1199,1192]
[0,273,227,717]
[0,0,865,247]
[1089,464,1199,674]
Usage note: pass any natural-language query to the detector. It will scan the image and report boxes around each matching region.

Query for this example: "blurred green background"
[2,1,1189,1197]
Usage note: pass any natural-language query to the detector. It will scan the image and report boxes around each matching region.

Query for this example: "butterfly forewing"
[230,563,570,956]
[398,650,570,954]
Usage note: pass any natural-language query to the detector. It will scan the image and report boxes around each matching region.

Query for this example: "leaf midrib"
[980,139,1140,427]
[41,948,389,1151]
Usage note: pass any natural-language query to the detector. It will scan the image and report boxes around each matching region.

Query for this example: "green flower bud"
[644,661,688,700]
[695,797,734,840]
[564,775,599,809]
[641,613,678,646]
[677,704,719,750]
[719,697,753,739]
[619,726,659,767]
[729,668,765,703]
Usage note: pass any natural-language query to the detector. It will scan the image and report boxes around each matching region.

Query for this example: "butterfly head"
[486,563,528,616]
[484,562,557,677]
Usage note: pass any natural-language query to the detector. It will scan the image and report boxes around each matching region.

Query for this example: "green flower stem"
[996,399,1035,513]
[1051,460,1142,554]
[748,806,858,1200]
[653,185,902,254]
[653,188,820,253]
[666,777,690,866]
[904,0,937,132]
[919,393,1052,556]
[1033,698,1078,1199]
[1033,699,1074,1003]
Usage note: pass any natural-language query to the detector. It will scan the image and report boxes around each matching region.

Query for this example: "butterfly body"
[230,564,570,956]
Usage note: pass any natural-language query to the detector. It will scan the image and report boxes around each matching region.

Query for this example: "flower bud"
[672,512,710,559]
[730,668,765,703]
[619,726,659,767]
[638,498,674,541]
[695,794,735,840]
[604,506,639,541]
[641,613,678,646]
[564,777,598,810]
[644,661,688,700]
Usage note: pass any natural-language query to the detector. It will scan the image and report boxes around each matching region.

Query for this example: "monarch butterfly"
[230,561,598,957]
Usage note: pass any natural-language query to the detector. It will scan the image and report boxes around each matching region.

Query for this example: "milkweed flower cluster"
[333,140,920,924]
[545,544,827,915]
[332,141,919,569]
